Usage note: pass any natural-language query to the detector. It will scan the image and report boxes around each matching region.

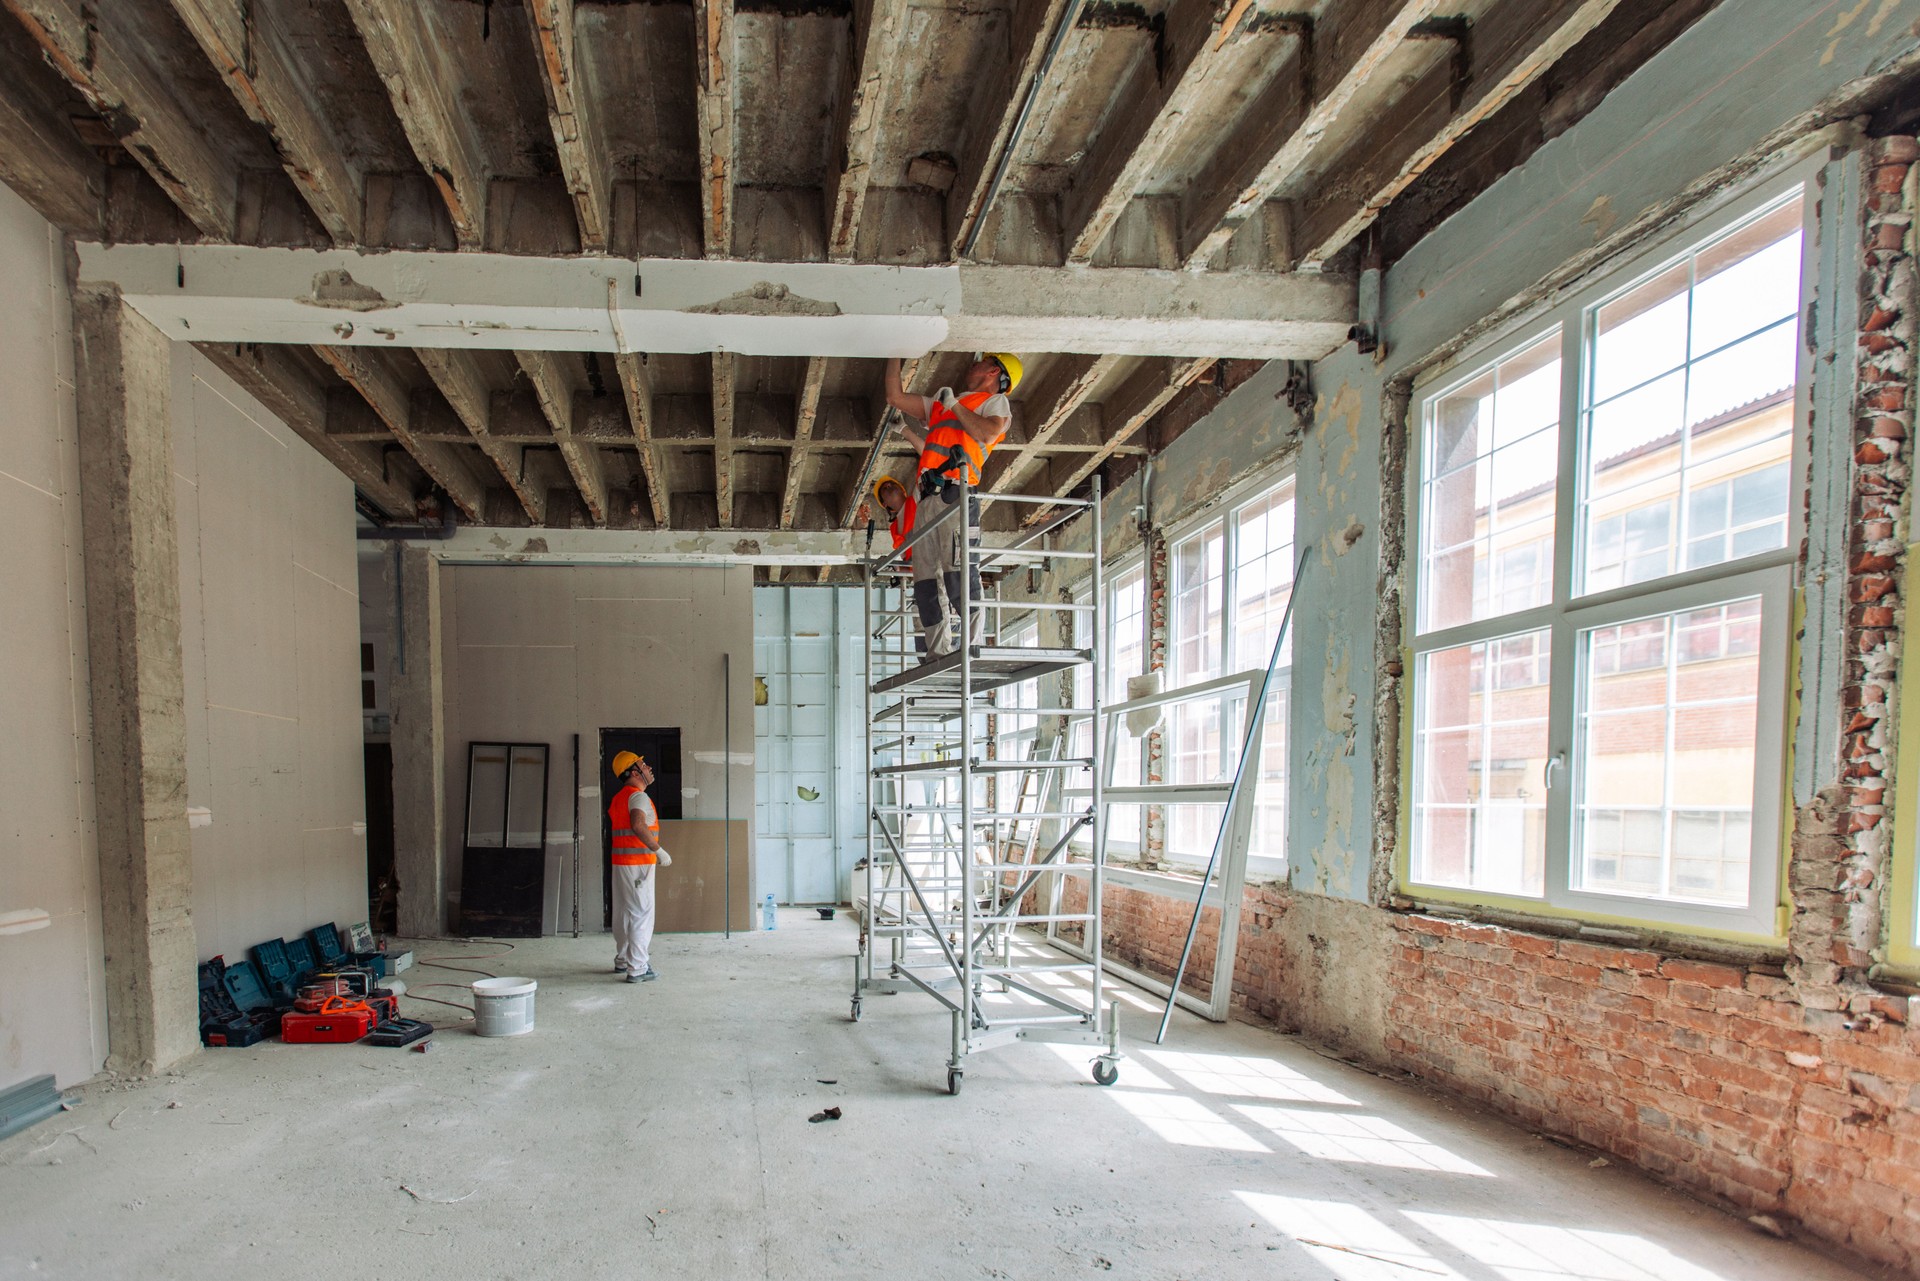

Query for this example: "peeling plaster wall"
[172,346,369,963]
[436,564,755,932]
[0,183,109,1091]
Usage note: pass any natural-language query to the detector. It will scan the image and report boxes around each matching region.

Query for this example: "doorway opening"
[598,728,683,929]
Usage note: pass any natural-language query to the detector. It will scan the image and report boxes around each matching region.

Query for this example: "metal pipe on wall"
[571,733,581,938]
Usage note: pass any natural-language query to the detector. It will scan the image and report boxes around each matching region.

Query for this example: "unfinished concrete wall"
[433,563,755,932]
[0,183,109,1091]
[172,347,368,962]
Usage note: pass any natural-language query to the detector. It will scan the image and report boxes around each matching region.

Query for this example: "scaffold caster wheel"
[850,999,862,1022]
[946,1068,963,1096]
[1092,1059,1119,1087]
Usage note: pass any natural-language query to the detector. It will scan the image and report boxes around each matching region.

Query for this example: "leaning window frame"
[1402,166,1816,942]
[1885,540,1920,975]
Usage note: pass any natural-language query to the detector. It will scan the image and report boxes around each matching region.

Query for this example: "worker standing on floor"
[883,353,1020,659]
[608,751,671,983]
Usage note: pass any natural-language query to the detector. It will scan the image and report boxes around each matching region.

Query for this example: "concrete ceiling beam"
[415,348,547,524]
[405,525,862,567]
[693,0,736,259]
[0,27,107,236]
[827,0,913,262]
[779,356,829,530]
[1179,0,1442,268]
[193,341,417,517]
[987,353,1126,495]
[515,348,608,525]
[1032,355,1212,514]
[76,243,1355,360]
[1063,0,1267,265]
[165,0,364,246]
[1295,0,1628,268]
[312,345,490,521]
[344,0,490,249]
[3,0,245,238]
[613,353,669,529]
[526,0,612,254]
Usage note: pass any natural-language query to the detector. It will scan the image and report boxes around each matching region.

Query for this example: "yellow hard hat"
[611,751,644,776]
[985,352,1023,392]
[872,474,906,505]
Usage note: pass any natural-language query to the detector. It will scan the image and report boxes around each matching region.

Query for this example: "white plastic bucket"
[471,977,537,1036]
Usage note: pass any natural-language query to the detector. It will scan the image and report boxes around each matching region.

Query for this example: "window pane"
[1172,523,1224,684]
[1575,598,1763,906]
[1412,632,1550,897]
[1234,482,1296,671]
[1582,193,1802,594]
[1420,333,1561,632]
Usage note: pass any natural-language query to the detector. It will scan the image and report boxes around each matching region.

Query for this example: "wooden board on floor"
[656,819,751,934]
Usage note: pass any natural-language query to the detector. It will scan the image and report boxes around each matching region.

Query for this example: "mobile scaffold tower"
[852,477,1121,1094]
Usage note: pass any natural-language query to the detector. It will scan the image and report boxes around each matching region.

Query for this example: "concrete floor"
[0,912,1880,1281]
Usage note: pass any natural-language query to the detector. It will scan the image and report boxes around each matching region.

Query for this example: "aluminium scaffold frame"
[851,476,1122,1095]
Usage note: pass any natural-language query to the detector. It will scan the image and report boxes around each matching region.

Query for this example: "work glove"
[656,849,672,867]
[933,387,958,411]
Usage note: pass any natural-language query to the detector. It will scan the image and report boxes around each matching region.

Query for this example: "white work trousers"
[611,863,656,974]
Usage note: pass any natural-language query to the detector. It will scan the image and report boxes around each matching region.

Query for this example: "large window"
[1076,560,1146,851]
[1408,181,1805,939]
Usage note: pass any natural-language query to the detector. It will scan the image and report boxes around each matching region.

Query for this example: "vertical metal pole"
[959,477,975,1054]
[724,651,733,940]
[571,733,580,938]
[1088,476,1106,1036]
[862,566,873,994]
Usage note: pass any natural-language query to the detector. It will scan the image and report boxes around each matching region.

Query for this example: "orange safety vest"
[609,784,658,866]
[889,494,918,564]
[916,391,1006,488]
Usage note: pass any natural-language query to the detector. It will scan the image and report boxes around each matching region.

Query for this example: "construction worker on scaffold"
[882,353,1022,660]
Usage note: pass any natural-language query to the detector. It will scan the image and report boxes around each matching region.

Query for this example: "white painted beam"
[75,243,1355,360]
[412,526,862,566]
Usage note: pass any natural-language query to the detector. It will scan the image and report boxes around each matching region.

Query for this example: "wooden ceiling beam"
[988,354,1126,494]
[526,0,612,253]
[0,26,106,235]
[313,345,490,521]
[1063,0,1265,265]
[613,353,669,529]
[3,0,244,238]
[516,349,607,524]
[780,356,829,530]
[415,348,546,524]
[1037,356,1212,510]
[693,0,736,258]
[1295,0,1627,267]
[712,351,737,527]
[166,0,363,245]
[194,342,416,517]
[344,0,490,248]
[826,0,913,262]
[946,0,1079,259]
[1179,0,1441,268]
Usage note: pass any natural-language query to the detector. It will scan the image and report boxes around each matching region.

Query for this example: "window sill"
[1387,893,1790,970]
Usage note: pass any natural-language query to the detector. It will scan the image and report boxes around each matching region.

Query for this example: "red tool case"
[281,997,378,1044]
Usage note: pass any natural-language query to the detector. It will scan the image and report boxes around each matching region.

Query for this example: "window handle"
[1543,751,1566,791]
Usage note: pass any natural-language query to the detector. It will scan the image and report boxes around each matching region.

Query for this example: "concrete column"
[390,546,446,936]
[72,285,199,1074]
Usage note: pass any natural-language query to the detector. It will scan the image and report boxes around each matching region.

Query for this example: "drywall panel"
[175,348,368,962]
[436,564,755,933]
[656,820,751,932]
[0,183,108,1091]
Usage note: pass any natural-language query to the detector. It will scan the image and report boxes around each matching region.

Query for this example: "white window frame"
[1405,164,1815,941]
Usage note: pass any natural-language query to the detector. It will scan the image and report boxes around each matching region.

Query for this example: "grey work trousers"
[911,485,982,659]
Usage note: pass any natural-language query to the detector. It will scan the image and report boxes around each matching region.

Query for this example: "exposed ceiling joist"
[0,26,104,235]
[166,0,362,246]
[988,353,1125,494]
[1180,0,1442,268]
[515,348,607,524]
[75,243,1355,360]
[780,356,829,530]
[415,347,546,524]
[194,341,417,517]
[613,353,669,529]
[526,0,611,253]
[3,0,244,238]
[693,0,736,258]
[712,351,737,526]
[1038,355,1212,509]
[344,0,489,248]
[827,0,912,262]
[1296,0,1629,267]
[313,344,490,521]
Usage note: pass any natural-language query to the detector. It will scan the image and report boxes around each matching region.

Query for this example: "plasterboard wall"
[0,183,109,1091]
[173,346,369,961]
[438,564,756,931]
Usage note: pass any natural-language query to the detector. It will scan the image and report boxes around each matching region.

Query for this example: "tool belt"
[918,440,974,499]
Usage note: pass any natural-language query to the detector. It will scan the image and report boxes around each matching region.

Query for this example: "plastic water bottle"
[762,894,777,931]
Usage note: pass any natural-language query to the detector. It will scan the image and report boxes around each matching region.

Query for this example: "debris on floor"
[807,1107,842,1123]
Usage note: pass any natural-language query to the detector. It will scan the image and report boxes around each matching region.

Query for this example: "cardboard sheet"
[656,819,752,934]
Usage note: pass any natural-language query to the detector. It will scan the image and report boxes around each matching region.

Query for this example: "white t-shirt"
[628,789,657,834]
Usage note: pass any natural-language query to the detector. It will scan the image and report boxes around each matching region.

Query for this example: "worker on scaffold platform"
[882,353,1021,659]
[872,473,927,655]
